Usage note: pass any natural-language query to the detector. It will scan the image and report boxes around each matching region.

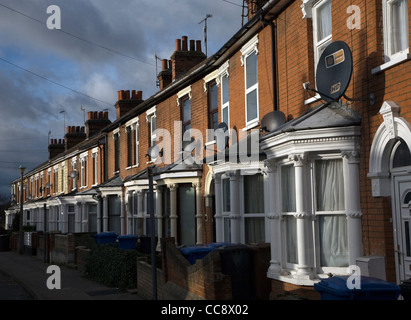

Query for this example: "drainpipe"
[270,20,278,112]
[261,16,278,112]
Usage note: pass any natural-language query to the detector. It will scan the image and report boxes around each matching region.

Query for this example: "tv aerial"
[199,14,213,56]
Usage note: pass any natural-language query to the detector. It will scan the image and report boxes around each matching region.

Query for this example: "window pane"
[316,159,344,211]
[223,178,230,212]
[244,174,264,213]
[245,217,265,244]
[223,107,229,125]
[391,0,409,54]
[222,75,229,104]
[246,89,258,122]
[183,99,191,123]
[285,216,298,264]
[319,215,348,267]
[246,53,258,89]
[281,165,296,212]
[210,83,218,110]
[393,139,411,168]
[317,0,332,41]
[211,112,219,131]
[179,186,195,246]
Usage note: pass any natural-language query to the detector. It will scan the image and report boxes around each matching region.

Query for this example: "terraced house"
[7,0,411,298]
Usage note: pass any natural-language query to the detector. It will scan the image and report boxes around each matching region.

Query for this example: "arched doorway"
[369,101,411,283]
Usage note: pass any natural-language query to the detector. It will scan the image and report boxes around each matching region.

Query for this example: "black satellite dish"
[215,122,229,151]
[261,111,286,133]
[316,41,353,103]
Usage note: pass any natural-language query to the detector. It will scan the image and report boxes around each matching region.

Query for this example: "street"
[0,271,33,300]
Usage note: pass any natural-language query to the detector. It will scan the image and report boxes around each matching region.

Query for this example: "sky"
[0,0,244,196]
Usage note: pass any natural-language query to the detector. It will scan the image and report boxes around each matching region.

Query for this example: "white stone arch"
[368,101,411,197]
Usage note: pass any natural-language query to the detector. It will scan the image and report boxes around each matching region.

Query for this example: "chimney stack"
[157,59,172,90]
[64,126,86,151]
[245,0,270,20]
[170,36,207,80]
[48,138,65,160]
[85,110,111,138]
[115,90,144,119]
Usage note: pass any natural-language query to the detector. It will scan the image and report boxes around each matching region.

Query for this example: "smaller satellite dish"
[147,146,160,159]
[316,41,353,103]
[215,122,229,151]
[261,111,286,133]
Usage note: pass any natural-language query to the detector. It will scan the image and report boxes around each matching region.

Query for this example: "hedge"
[84,244,137,290]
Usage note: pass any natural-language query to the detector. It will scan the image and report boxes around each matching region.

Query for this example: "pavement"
[0,250,142,300]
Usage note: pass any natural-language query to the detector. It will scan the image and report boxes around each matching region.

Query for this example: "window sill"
[126,164,139,170]
[242,120,260,132]
[371,52,411,74]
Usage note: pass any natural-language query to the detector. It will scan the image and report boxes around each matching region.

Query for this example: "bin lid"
[95,231,117,237]
[118,235,137,239]
[315,276,400,295]
[180,246,214,255]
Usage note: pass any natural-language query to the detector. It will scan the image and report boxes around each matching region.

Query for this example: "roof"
[261,101,361,140]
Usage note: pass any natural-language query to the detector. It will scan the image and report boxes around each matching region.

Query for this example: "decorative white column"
[229,170,241,244]
[103,196,108,232]
[120,196,125,235]
[264,159,282,278]
[342,150,363,265]
[137,190,145,236]
[96,197,102,233]
[169,183,178,244]
[126,191,132,234]
[193,181,203,245]
[156,187,163,251]
[81,202,87,232]
[214,174,223,242]
[75,202,82,232]
[290,153,313,278]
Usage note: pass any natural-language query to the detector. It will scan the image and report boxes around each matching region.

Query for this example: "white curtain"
[244,174,265,244]
[391,0,409,54]
[316,160,348,267]
[285,216,298,264]
[317,0,332,41]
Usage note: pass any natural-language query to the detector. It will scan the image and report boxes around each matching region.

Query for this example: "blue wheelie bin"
[314,276,401,300]
[180,246,215,265]
[118,235,138,250]
[94,231,118,245]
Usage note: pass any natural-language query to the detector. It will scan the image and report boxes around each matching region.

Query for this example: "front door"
[392,173,411,283]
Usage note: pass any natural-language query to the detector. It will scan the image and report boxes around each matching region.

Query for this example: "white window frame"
[80,152,88,189]
[312,0,332,72]
[384,0,409,61]
[217,60,230,128]
[92,147,98,186]
[241,35,259,130]
[240,173,266,244]
[311,154,348,275]
[53,166,59,195]
[373,0,410,73]
[71,158,77,191]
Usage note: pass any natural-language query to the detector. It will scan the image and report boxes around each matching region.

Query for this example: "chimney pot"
[104,111,109,119]
[196,40,202,52]
[175,39,181,51]
[182,36,188,51]
[81,126,85,133]
[50,139,54,145]
[162,59,168,70]
[190,39,195,51]
[93,111,98,119]
[99,111,103,119]
[118,90,124,100]
[87,111,92,120]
